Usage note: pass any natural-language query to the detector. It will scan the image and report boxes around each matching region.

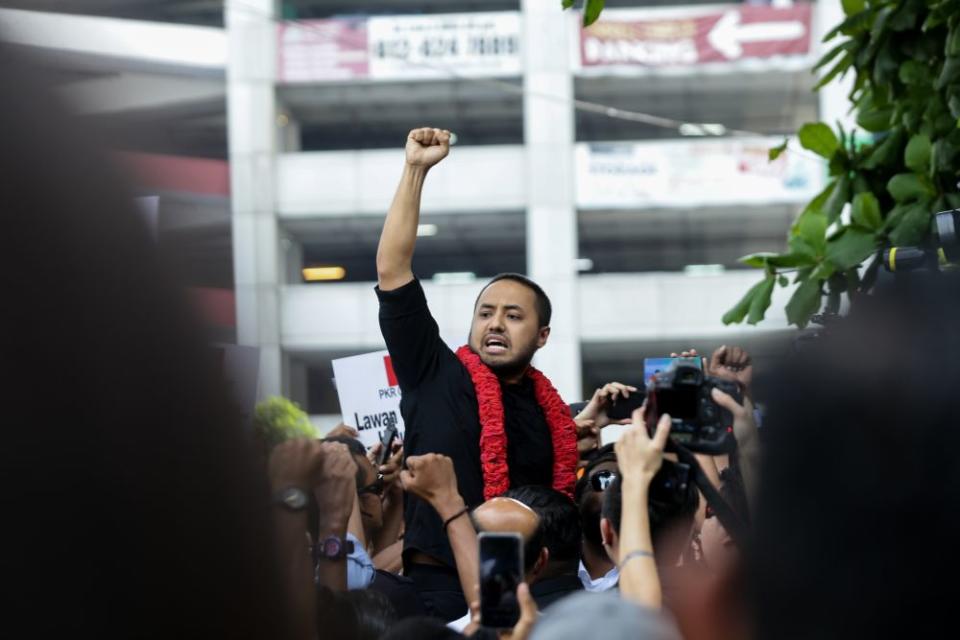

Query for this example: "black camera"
[882,208,960,273]
[645,363,741,454]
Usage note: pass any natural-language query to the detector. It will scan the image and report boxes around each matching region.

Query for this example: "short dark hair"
[601,464,699,556]
[471,510,545,573]
[340,589,398,640]
[504,486,582,564]
[477,273,552,327]
[574,444,618,504]
[576,445,618,548]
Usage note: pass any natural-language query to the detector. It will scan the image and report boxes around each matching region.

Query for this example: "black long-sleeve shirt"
[376,278,554,568]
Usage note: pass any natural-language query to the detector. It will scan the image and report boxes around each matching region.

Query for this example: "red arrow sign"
[581,3,813,69]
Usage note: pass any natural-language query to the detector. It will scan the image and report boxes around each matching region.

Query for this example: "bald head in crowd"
[472,497,548,581]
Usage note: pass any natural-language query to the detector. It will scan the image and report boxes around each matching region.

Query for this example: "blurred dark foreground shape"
[747,270,960,640]
[0,45,288,637]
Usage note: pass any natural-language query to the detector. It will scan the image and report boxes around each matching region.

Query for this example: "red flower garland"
[456,345,578,500]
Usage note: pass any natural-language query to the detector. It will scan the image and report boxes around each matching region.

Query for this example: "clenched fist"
[400,453,462,516]
[406,127,451,168]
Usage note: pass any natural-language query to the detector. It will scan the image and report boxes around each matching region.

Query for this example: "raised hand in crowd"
[369,439,406,558]
[575,417,600,461]
[401,454,479,606]
[708,345,753,398]
[377,127,451,291]
[313,442,358,592]
[406,127,452,168]
[267,438,335,639]
[614,407,672,609]
[575,381,638,430]
[710,388,760,508]
[368,439,405,486]
[465,582,539,640]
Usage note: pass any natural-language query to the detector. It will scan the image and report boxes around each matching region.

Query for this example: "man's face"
[353,454,383,533]
[469,280,549,377]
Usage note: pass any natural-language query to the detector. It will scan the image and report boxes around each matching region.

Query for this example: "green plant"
[562,0,606,27]
[725,0,960,328]
[253,396,316,450]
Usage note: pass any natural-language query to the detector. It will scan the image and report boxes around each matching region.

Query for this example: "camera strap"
[667,440,749,549]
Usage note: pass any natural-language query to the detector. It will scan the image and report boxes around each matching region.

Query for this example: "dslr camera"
[645,362,742,454]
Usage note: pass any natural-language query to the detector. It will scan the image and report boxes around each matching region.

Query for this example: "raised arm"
[615,409,672,610]
[400,453,479,607]
[376,127,451,291]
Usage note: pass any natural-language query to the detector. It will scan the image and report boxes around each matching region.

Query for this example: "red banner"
[580,3,813,69]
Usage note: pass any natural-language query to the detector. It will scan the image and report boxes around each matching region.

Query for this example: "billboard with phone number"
[279,12,521,83]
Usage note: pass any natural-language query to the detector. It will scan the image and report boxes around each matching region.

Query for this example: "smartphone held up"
[479,532,524,629]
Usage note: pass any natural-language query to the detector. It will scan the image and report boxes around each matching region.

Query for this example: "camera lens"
[935,209,960,262]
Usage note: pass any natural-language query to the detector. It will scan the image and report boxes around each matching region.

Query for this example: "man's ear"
[600,517,614,548]
[529,547,549,583]
[537,326,551,349]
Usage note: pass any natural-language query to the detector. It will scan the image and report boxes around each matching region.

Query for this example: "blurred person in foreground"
[375,127,633,618]
[0,47,288,637]
[672,273,960,640]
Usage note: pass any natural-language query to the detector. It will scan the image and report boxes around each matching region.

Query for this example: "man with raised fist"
[375,127,596,619]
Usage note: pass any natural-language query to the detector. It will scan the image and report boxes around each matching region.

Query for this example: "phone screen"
[643,356,701,383]
[479,533,523,629]
[378,425,398,466]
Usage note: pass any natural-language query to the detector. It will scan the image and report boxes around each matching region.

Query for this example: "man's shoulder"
[375,277,427,317]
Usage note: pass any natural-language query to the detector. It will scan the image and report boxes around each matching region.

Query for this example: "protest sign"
[332,350,404,450]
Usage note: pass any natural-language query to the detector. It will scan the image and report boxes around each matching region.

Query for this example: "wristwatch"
[273,487,309,512]
[314,535,355,561]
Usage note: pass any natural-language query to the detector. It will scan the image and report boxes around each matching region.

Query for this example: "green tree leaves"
[769,139,789,161]
[584,0,605,26]
[724,0,957,329]
[904,133,932,172]
[722,274,777,326]
[785,278,823,328]
[560,0,606,26]
[851,192,883,229]
[887,173,935,202]
[798,123,841,158]
[826,228,877,270]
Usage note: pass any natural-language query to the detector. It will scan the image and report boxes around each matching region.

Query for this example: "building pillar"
[815,0,856,133]
[226,0,283,398]
[522,0,582,400]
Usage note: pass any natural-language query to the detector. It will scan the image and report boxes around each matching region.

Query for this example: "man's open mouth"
[484,335,509,354]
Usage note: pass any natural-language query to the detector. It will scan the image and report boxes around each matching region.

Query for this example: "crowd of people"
[6,45,960,639]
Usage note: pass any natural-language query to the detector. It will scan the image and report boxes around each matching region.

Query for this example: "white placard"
[600,423,633,448]
[575,137,823,209]
[367,12,521,80]
[332,350,405,450]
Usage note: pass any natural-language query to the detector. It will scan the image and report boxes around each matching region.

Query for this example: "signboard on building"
[575,137,822,209]
[279,12,520,83]
[278,18,368,83]
[368,12,521,80]
[332,350,405,450]
[578,3,813,72]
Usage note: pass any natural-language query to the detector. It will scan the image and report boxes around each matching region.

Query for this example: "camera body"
[645,363,741,454]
